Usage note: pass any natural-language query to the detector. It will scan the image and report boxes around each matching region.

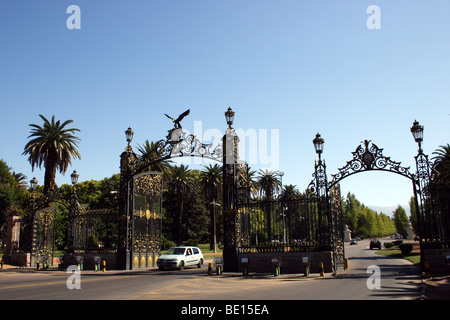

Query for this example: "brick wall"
[237,251,333,274]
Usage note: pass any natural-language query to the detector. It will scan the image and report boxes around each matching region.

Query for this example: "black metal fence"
[236,196,331,254]
[68,208,118,253]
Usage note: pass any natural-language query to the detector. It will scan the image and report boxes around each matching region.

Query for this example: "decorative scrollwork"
[329,140,415,187]
[134,128,223,175]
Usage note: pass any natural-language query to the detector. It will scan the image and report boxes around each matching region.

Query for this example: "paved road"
[0,240,421,301]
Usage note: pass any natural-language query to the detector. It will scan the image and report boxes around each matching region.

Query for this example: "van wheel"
[197,259,203,268]
[179,261,185,271]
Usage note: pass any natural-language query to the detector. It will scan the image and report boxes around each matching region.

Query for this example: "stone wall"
[62,253,117,270]
[237,251,334,274]
[5,253,30,267]
[423,248,450,276]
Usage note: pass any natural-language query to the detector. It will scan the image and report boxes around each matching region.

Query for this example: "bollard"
[94,257,101,272]
[424,262,431,278]
[36,261,40,271]
[302,257,310,277]
[319,262,324,277]
[216,264,222,275]
[207,263,213,276]
[241,258,249,276]
[101,259,106,272]
[344,258,349,270]
[76,256,83,271]
[214,257,223,276]
[0,259,3,269]
[271,258,281,276]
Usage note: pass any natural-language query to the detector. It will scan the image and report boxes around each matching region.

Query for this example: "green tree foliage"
[23,115,81,196]
[409,196,418,235]
[342,193,396,238]
[393,205,408,238]
[0,160,30,242]
[432,144,450,187]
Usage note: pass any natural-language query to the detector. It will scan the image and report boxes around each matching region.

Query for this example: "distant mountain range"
[367,205,411,217]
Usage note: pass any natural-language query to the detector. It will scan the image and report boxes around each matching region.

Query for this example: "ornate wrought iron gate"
[31,207,56,267]
[131,172,163,269]
[330,184,345,272]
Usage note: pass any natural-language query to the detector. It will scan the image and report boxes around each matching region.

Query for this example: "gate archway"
[308,130,436,272]
[117,108,248,270]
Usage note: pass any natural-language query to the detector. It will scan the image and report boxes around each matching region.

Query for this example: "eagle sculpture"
[164,109,190,129]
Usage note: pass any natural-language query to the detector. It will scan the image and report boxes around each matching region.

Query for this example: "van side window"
[193,248,199,255]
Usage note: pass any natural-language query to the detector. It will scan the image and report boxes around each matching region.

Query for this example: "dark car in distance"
[370,240,382,250]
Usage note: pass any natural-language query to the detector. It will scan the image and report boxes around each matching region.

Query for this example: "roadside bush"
[384,242,394,249]
[399,243,413,254]
[185,238,199,247]
[161,236,175,250]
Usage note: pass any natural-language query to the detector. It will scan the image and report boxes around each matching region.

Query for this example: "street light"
[313,133,324,158]
[225,107,235,129]
[410,120,424,151]
[30,177,38,190]
[71,170,79,185]
[210,199,221,253]
[125,127,134,144]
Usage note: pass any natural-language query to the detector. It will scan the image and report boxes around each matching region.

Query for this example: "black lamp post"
[225,107,235,129]
[30,177,38,190]
[125,127,134,145]
[71,170,79,185]
[410,120,424,153]
[313,133,324,161]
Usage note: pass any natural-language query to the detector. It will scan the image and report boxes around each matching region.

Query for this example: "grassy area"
[376,247,421,265]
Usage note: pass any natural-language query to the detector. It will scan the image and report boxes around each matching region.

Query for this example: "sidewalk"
[424,276,450,300]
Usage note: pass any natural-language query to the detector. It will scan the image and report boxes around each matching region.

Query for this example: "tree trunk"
[44,153,57,203]
[177,194,184,245]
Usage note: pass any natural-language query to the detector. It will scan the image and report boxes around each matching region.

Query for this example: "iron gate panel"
[236,197,323,254]
[132,172,163,269]
[330,184,345,272]
[31,207,56,267]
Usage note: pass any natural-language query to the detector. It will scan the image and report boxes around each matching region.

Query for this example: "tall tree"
[257,169,282,241]
[432,144,450,187]
[136,140,173,182]
[198,163,223,250]
[393,205,408,238]
[23,115,81,196]
[168,165,195,245]
[278,184,300,242]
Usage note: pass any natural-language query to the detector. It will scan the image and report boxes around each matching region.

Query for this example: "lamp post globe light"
[125,127,134,144]
[30,177,38,190]
[313,133,324,160]
[225,107,235,129]
[71,170,79,185]
[410,120,424,152]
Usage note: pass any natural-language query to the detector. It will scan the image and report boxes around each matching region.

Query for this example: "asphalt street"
[0,239,421,301]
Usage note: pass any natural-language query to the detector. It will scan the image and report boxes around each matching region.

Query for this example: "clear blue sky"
[1,1,449,214]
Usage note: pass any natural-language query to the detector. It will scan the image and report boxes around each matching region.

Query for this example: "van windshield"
[166,248,186,255]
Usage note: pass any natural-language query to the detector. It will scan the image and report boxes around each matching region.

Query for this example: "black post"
[222,111,240,272]
[117,143,136,270]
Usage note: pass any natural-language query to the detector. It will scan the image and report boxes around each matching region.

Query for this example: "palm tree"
[136,140,173,183]
[257,169,282,241]
[279,184,301,242]
[168,165,195,245]
[257,169,282,200]
[432,144,450,187]
[431,144,450,239]
[23,115,81,196]
[247,168,259,199]
[12,172,28,190]
[199,163,223,250]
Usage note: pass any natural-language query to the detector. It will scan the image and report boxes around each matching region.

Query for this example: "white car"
[157,246,204,270]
